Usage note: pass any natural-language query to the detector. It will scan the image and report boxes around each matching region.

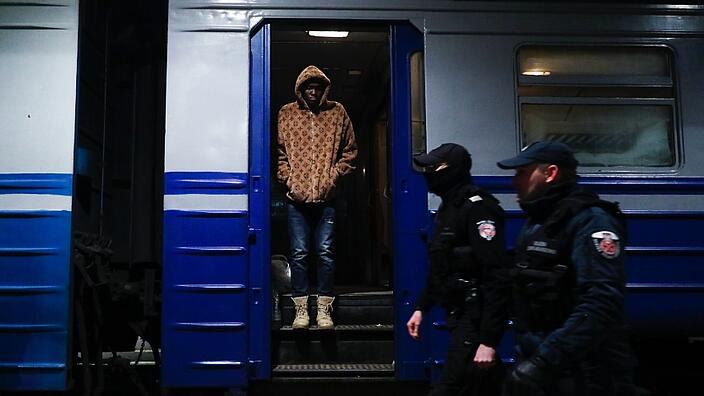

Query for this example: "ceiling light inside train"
[522,70,551,76]
[308,30,349,38]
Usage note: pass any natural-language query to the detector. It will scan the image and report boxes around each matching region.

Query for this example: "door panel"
[391,24,429,380]
[162,175,250,387]
[248,23,272,380]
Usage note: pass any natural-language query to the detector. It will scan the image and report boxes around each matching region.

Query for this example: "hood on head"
[294,65,332,110]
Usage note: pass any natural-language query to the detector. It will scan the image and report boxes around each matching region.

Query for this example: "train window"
[410,51,426,157]
[522,104,674,167]
[519,46,670,81]
[517,45,677,168]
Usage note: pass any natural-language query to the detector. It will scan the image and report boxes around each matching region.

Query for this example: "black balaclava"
[415,143,472,197]
[424,164,469,197]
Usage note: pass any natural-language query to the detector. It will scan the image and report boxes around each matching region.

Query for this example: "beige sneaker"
[316,296,335,329]
[291,296,309,329]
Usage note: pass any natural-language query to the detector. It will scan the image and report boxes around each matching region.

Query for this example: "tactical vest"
[511,193,624,332]
[428,185,495,311]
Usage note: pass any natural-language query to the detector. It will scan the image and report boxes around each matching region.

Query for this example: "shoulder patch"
[591,230,621,259]
[477,220,496,241]
[469,195,483,202]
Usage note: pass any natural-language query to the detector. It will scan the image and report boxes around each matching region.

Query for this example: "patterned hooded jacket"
[277,65,357,203]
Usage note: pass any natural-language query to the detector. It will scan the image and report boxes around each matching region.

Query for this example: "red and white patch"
[591,230,621,259]
[477,220,496,241]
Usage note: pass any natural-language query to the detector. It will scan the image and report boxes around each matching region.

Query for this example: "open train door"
[391,24,431,380]
[161,21,272,391]
[248,22,273,382]
[0,2,78,391]
[161,20,265,391]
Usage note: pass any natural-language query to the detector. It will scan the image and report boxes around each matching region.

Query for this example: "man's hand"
[406,310,423,340]
[473,344,497,368]
[505,356,549,396]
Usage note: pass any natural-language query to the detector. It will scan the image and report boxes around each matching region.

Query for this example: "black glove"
[505,356,549,396]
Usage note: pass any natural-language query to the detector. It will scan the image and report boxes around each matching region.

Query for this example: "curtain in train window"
[516,46,676,168]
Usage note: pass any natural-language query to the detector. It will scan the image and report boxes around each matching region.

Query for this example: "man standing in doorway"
[497,141,639,396]
[276,65,357,330]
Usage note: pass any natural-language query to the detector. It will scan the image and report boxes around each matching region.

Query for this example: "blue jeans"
[287,202,336,297]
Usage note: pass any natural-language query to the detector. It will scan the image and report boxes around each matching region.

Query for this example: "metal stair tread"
[338,290,392,296]
[266,375,397,383]
[279,291,393,306]
[276,324,393,331]
[273,363,393,374]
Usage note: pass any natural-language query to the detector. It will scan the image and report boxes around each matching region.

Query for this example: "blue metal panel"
[391,24,430,380]
[164,172,249,195]
[0,206,71,390]
[623,211,704,336]
[0,0,77,390]
[247,23,272,380]
[475,175,704,195]
[0,173,72,196]
[162,171,250,387]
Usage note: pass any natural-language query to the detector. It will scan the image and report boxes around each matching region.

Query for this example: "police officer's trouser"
[429,308,503,396]
[506,332,640,396]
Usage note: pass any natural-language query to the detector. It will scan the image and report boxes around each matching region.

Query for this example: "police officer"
[406,143,509,396]
[497,141,638,396]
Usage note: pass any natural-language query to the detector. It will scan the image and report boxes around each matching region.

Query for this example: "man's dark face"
[302,81,324,108]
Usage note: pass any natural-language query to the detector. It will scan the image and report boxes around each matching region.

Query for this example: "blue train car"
[1,0,703,393]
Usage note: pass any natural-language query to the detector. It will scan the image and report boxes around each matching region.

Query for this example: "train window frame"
[515,44,680,171]
[410,51,427,162]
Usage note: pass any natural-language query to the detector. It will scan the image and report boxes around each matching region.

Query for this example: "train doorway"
[269,23,391,299]
[267,22,394,379]
[252,22,428,382]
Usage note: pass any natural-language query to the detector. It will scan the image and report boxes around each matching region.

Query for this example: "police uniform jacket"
[415,182,509,347]
[512,183,635,373]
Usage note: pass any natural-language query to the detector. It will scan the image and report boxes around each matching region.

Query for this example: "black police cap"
[414,143,472,172]
[497,140,578,170]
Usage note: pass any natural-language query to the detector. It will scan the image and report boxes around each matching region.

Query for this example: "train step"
[272,363,394,377]
[274,290,395,366]
[273,324,393,364]
[277,324,393,332]
[278,290,393,326]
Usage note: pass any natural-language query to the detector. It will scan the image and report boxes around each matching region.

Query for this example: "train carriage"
[1,0,703,393]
